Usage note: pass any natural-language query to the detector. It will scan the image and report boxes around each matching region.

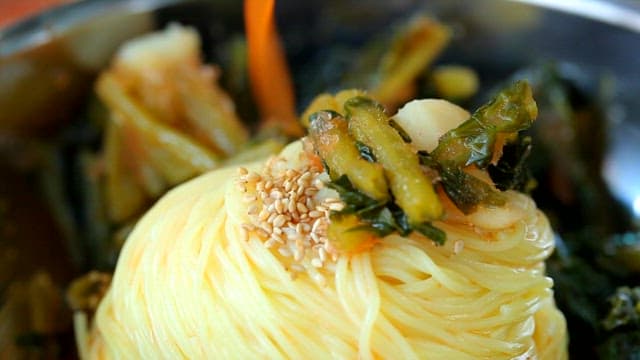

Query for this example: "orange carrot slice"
[244,0,303,137]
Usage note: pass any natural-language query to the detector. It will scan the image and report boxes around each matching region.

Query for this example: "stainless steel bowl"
[1,0,639,215]
[0,0,639,357]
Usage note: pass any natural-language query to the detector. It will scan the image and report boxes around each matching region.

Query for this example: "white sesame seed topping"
[312,272,327,287]
[267,212,277,223]
[236,157,341,283]
[246,172,260,182]
[256,227,269,238]
[241,223,256,232]
[243,194,257,203]
[258,209,269,221]
[311,258,323,268]
[270,190,283,199]
[318,247,327,262]
[454,240,464,254]
[264,238,277,248]
[260,223,272,234]
[296,203,308,214]
[274,199,284,214]
[273,214,287,228]
[278,247,292,257]
[328,202,345,211]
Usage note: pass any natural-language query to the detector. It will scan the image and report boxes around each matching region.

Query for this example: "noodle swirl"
[84,141,567,359]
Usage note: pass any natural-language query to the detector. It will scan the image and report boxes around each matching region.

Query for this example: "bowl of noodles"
[1,0,639,358]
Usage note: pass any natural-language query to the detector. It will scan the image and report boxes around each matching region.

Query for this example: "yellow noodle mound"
[81,139,567,359]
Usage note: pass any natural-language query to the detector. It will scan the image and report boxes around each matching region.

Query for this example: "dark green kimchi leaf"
[431,80,537,168]
[423,80,537,213]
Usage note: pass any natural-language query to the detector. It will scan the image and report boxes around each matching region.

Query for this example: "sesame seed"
[243,195,257,203]
[258,209,269,221]
[256,228,269,238]
[311,258,323,268]
[238,167,248,175]
[273,214,287,228]
[246,172,260,182]
[285,169,297,178]
[312,273,327,287]
[242,223,256,232]
[300,172,312,182]
[247,204,259,215]
[287,199,297,213]
[271,232,285,244]
[266,213,277,224]
[325,263,336,274]
[265,238,277,248]
[260,223,272,234]
[318,247,327,262]
[311,219,322,233]
[284,229,298,240]
[296,203,308,213]
[278,247,292,257]
[274,199,284,214]
[291,264,305,273]
[240,157,341,282]
[454,240,464,254]
[328,202,345,211]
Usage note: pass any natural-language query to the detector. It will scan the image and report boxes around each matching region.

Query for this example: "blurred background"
[1,0,639,358]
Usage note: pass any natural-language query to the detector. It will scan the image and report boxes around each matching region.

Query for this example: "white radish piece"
[392,99,469,152]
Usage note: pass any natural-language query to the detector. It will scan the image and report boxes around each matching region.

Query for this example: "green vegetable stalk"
[424,80,537,214]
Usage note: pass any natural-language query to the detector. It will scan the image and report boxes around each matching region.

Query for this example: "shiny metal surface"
[0,0,639,219]
[0,0,640,211]
[513,0,640,32]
